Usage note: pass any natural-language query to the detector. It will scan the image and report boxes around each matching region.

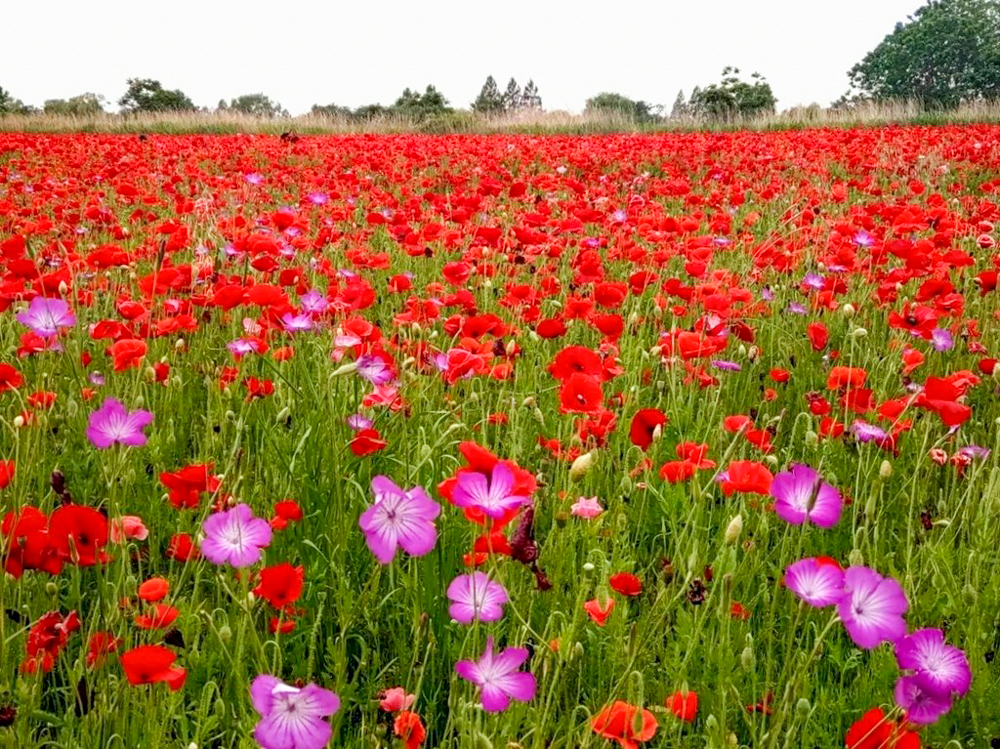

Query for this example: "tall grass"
[3,99,1000,135]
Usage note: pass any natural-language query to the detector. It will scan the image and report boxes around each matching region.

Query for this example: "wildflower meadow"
[0,127,999,748]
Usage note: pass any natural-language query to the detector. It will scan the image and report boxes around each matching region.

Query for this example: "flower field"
[1,127,999,748]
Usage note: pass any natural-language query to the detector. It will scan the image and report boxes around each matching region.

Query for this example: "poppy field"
[1,127,1000,748]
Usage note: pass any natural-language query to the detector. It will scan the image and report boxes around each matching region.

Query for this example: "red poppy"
[591,701,658,749]
[667,690,698,722]
[47,505,109,566]
[109,338,147,372]
[0,460,14,489]
[806,322,829,351]
[0,363,23,392]
[548,345,603,382]
[719,461,773,496]
[394,711,427,749]
[120,645,186,691]
[134,604,180,629]
[659,460,696,483]
[350,428,388,456]
[628,409,667,451]
[86,631,121,668]
[254,563,304,608]
[138,577,170,602]
[609,572,643,597]
[584,596,615,626]
[160,463,220,510]
[845,707,921,749]
[166,533,200,562]
[558,373,604,414]
[21,610,80,673]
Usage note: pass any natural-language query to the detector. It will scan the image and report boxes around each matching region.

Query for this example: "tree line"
[2,1,999,119]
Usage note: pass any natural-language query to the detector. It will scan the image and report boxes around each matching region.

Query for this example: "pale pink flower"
[110,515,149,544]
[378,687,416,712]
[571,496,604,519]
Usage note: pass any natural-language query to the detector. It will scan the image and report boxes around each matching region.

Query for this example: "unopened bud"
[848,548,864,567]
[58,281,69,296]
[218,625,232,643]
[879,459,892,480]
[741,645,755,671]
[795,698,811,719]
[724,515,743,545]
[175,338,186,350]
[570,451,595,481]
[850,327,868,339]
[842,303,856,317]
[331,362,357,377]
[13,415,24,428]
[582,562,596,574]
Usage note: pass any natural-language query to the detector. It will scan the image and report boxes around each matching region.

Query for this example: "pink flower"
[17,297,76,337]
[359,476,440,564]
[110,516,149,544]
[455,637,536,713]
[379,687,416,713]
[571,496,604,519]
[86,398,154,449]
[200,504,272,568]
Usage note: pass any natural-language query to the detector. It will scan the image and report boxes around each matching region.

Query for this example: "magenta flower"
[893,674,952,725]
[281,313,314,333]
[355,354,394,385]
[784,558,846,607]
[454,637,536,712]
[771,464,842,528]
[837,566,909,649]
[200,504,272,568]
[452,463,529,520]
[251,674,340,749]
[895,628,971,698]
[359,476,440,564]
[17,297,76,337]
[446,572,509,624]
[86,398,154,449]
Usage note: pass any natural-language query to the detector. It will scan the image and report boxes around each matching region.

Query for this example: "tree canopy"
[689,68,776,120]
[43,93,106,116]
[472,76,504,114]
[393,85,451,118]
[226,93,288,118]
[585,92,660,122]
[846,0,1000,108]
[0,86,35,115]
[118,78,196,113]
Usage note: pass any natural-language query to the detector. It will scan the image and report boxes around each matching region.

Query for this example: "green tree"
[311,102,354,118]
[118,78,196,113]
[227,93,288,118]
[669,89,689,118]
[43,93,106,116]
[353,103,391,120]
[520,79,542,110]
[472,75,504,114]
[846,0,1000,109]
[501,78,522,112]
[690,67,777,119]
[0,86,35,115]
[585,92,660,122]
[393,85,451,118]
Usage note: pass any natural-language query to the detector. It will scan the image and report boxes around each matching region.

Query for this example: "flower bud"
[848,548,864,567]
[582,562,596,574]
[331,362,357,377]
[12,415,24,428]
[850,326,868,339]
[218,625,232,643]
[175,338,186,351]
[879,459,892,480]
[275,406,291,424]
[570,451,595,481]
[724,515,743,545]
[796,698,811,719]
[842,303,856,317]
[740,644,755,671]
[804,430,818,447]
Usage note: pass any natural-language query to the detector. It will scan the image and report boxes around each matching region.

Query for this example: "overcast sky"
[3,0,922,115]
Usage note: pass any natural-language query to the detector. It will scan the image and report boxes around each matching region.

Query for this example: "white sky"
[2,0,922,115]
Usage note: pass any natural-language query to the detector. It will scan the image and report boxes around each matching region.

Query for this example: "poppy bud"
[651,423,663,444]
[219,626,231,643]
[741,644,755,671]
[879,459,892,480]
[582,562,596,574]
[747,346,759,362]
[521,396,535,407]
[848,548,864,567]
[66,399,78,417]
[842,303,856,317]
[573,641,585,659]
[482,279,493,290]
[188,743,199,749]
[45,581,58,597]
[964,582,977,604]
[58,281,68,296]
[796,698,811,719]
[472,730,494,749]
[274,407,291,424]
[505,340,517,357]
[570,451,595,481]
[724,515,742,545]
[331,362,357,377]
[214,698,225,717]
[804,430,818,447]
[738,344,747,358]
[175,338,186,351]
[532,407,545,424]
[850,327,868,338]
[13,415,24,428]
